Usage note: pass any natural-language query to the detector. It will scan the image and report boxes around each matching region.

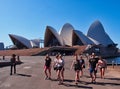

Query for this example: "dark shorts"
[54,66,63,71]
[89,67,97,73]
[57,66,63,70]
[74,67,82,71]
[44,65,51,70]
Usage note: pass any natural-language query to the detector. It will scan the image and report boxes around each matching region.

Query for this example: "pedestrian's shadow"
[51,78,74,82]
[105,77,120,81]
[64,79,74,82]
[16,73,32,77]
[63,79,91,85]
[50,78,58,81]
[95,82,120,86]
[51,78,92,88]
[63,83,93,89]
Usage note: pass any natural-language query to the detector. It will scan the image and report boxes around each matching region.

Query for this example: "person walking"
[10,54,17,75]
[88,53,98,83]
[71,54,81,85]
[53,54,59,72]
[79,55,85,77]
[44,54,52,80]
[97,56,107,79]
[58,54,65,84]
[53,54,65,85]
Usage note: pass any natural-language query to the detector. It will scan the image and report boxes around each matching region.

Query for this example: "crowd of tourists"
[44,52,107,85]
[9,52,107,85]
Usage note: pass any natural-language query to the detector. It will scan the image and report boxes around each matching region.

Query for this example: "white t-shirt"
[54,58,64,67]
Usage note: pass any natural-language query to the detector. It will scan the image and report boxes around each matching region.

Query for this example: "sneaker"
[44,76,48,80]
[58,81,63,85]
[57,77,59,80]
[75,82,78,85]
[58,82,62,85]
[77,80,80,82]
[91,80,93,83]
[93,80,96,84]
[48,77,51,80]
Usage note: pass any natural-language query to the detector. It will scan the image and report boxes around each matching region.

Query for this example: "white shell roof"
[44,26,63,47]
[74,30,95,45]
[87,37,100,45]
[87,20,114,46]
[60,23,74,46]
[9,34,32,48]
[30,39,40,47]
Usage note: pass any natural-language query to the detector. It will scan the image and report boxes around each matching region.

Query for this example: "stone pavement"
[0,56,120,89]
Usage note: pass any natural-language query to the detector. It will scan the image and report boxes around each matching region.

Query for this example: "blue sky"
[0,0,120,48]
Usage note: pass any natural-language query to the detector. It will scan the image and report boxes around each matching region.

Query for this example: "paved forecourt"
[0,56,120,89]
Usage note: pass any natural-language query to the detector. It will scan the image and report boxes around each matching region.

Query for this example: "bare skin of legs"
[61,69,64,82]
[57,70,63,84]
[75,70,80,84]
[80,69,83,77]
[100,68,105,79]
[90,72,96,83]
[44,67,51,79]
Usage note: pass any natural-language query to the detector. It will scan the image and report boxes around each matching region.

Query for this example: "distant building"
[0,42,4,50]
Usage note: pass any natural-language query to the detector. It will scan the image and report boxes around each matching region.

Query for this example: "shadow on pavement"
[64,79,74,82]
[16,73,32,77]
[51,78,93,88]
[51,78,74,82]
[63,83,93,89]
[0,61,23,68]
[105,77,120,81]
[95,81,120,86]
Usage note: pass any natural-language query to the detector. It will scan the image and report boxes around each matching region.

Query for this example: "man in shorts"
[88,53,98,83]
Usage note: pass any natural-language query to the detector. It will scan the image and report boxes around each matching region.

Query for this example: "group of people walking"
[9,52,107,85]
[44,54,65,85]
[88,53,107,83]
[44,53,107,85]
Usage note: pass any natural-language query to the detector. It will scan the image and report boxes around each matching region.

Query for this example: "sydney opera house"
[43,20,118,56]
[0,20,118,56]
[44,21,113,47]
[44,20,115,47]
[8,20,115,48]
[9,34,40,49]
